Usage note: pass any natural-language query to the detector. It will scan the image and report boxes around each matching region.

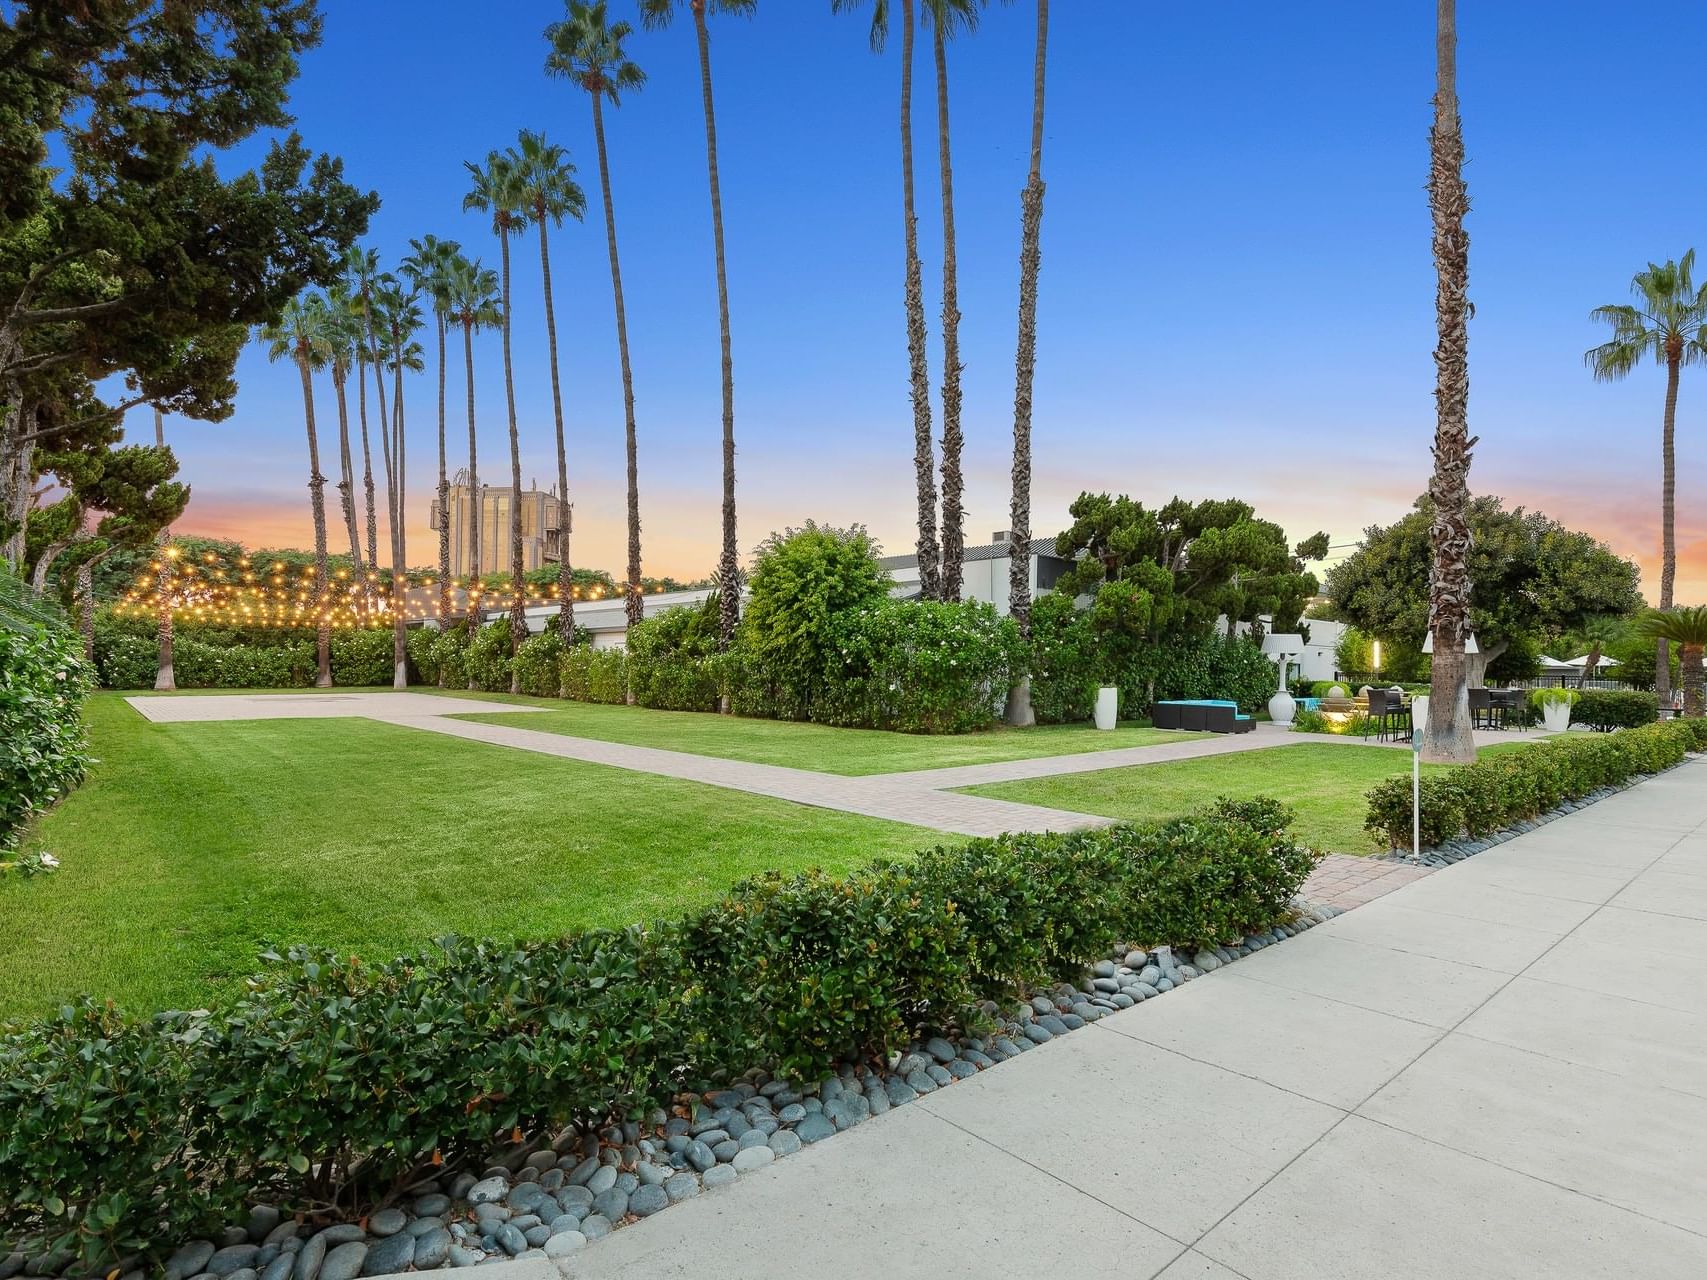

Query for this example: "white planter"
[1267,690,1296,727]
[1541,701,1572,734]
[1093,686,1119,731]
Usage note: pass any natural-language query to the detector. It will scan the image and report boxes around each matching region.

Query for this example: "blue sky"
[157,0,1707,600]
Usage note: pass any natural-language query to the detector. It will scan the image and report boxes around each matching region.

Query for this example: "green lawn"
[0,694,946,1021]
[437,689,1204,775]
[959,741,1533,854]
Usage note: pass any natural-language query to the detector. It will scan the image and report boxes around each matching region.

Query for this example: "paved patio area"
[484,757,1706,1280]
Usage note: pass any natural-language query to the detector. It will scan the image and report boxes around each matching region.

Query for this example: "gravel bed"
[2,901,1340,1280]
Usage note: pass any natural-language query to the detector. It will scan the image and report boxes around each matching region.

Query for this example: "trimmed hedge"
[561,645,627,704]
[2,611,93,856]
[0,800,1316,1267]
[1573,688,1657,731]
[1365,718,1707,848]
[513,630,569,698]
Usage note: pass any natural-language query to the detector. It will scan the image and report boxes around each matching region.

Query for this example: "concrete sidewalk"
[537,758,1707,1280]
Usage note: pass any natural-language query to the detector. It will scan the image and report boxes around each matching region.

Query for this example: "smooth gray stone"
[557,1184,593,1211]
[567,1156,601,1186]
[1037,1014,1070,1035]
[584,1164,617,1196]
[685,1140,716,1172]
[945,1057,979,1079]
[542,1232,586,1259]
[579,1215,613,1243]
[1029,996,1055,1016]
[702,1164,738,1189]
[414,1193,451,1217]
[522,1226,551,1248]
[630,1184,669,1217]
[494,1224,527,1257]
[590,1187,628,1221]
[904,1067,937,1094]
[736,1127,770,1150]
[318,1244,366,1280]
[504,1183,546,1212]
[635,1158,670,1185]
[447,1246,484,1268]
[466,1176,508,1205]
[209,1245,261,1276]
[768,1127,804,1156]
[794,1112,836,1144]
[407,1217,445,1238]
[924,1036,958,1063]
[471,1204,508,1226]
[168,1242,217,1280]
[412,1228,453,1270]
[723,1113,752,1139]
[731,1145,775,1173]
[1137,964,1162,985]
[291,1235,325,1280]
[664,1172,701,1203]
[866,1086,890,1116]
[226,1270,259,1280]
[924,1063,953,1086]
[261,1256,294,1280]
[777,1103,806,1124]
[884,1075,919,1105]
[712,1139,740,1162]
[359,1232,412,1276]
[366,1208,406,1238]
[1024,1023,1053,1044]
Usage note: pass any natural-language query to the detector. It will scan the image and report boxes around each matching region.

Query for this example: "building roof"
[879,535,1063,571]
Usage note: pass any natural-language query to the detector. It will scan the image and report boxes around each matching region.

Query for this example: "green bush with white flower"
[1,571,93,858]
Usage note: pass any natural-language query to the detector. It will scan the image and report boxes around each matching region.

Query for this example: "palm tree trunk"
[331,370,366,588]
[692,7,740,649]
[153,408,174,690]
[298,355,333,688]
[498,228,527,692]
[591,89,644,628]
[356,356,379,574]
[390,351,409,689]
[1420,0,1475,765]
[436,315,452,640]
[462,319,483,642]
[934,17,965,604]
[1682,643,1704,718]
[77,559,95,661]
[900,0,940,602]
[536,216,575,645]
[1657,353,1679,711]
[1004,0,1048,728]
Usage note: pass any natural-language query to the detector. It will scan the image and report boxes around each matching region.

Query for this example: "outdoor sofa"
[1152,699,1256,733]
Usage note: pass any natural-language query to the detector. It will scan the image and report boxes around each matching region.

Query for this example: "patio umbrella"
[1536,655,1573,669]
[1565,654,1621,667]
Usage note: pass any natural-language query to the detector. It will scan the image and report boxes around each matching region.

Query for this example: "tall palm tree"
[1587,251,1707,711]
[152,406,174,691]
[924,0,981,602]
[505,131,587,642]
[444,257,504,639]
[639,0,752,646]
[547,0,649,627]
[1004,0,1048,727]
[377,283,425,689]
[834,0,941,601]
[261,293,336,688]
[324,284,369,592]
[1641,606,1707,718]
[465,150,532,683]
[1419,0,1475,765]
[400,235,465,633]
[343,246,386,572]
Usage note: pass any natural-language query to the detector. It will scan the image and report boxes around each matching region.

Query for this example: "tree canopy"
[1,0,378,576]
[1323,495,1645,675]
[1053,492,1327,641]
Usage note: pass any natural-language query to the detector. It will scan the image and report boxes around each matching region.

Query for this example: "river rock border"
[4,901,1341,1280]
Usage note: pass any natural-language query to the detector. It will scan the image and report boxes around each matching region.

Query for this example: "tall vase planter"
[1267,689,1296,727]
[1093,685,1118,731]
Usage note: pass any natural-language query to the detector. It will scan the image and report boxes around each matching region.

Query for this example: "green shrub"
[1029,593,1098,724]
[1573,688,1656,731]
[0,799,1316,1269]
[329,629,393,687]
[1,604,93,855]
[96,630,157,689]
[814,599,1024,733]
[1291,707,1370,736]
[561,646,627,704]
[1364,719,1706,848]
[170,638,313,689]
[627,604,720,712]
[513,631,569,698]
[1122,634,1276,716]
[405,626,444,685]
[737,522,892,717]
[464,620,516,692]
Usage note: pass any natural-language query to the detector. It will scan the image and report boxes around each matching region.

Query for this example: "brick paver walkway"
[1300,852,1434,910]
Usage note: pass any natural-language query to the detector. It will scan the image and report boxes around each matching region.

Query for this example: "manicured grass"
[959,741,1534,854]
[0,694,947,1021]
[437,689,1205,775]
